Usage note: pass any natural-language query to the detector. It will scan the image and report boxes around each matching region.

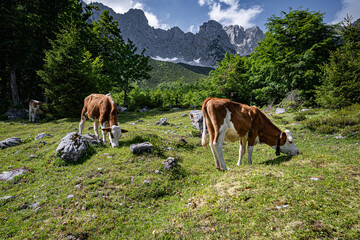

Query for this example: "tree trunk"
[10,67,19,105]
[123,89,127,108]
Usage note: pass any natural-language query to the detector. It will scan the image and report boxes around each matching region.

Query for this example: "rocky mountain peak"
[87,3,265,66]
[123,8,148,26]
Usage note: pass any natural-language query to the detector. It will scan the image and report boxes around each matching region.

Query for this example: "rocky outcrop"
[86,3,265,67]
[224,25,265,56]
[56,132,90,162]
[189,110,204,131]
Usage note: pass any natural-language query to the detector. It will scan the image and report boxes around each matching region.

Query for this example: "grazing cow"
[201,97,299,170]
[29,100,45,122]
[79,94,128,147]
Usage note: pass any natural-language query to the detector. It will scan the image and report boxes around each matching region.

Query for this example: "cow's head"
[102,125,128,147]
[279,130,299,156]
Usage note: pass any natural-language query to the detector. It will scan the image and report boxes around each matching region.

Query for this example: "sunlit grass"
[1,107,359,239]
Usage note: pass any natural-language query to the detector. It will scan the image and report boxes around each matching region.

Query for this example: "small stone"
[162,157,178,170]
[167,147,175,151]
[29,154,37,159]
[143,180,151,184]
[130,142,154,154]
[30,201,40,210]
[75,184,82,189]
[35,133,53,141]
[156,118,168,126]
[275,108,286,115]
[67,194,74,199]
[154,170,160,174]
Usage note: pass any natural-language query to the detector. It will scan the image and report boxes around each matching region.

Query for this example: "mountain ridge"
[86,2,265,66]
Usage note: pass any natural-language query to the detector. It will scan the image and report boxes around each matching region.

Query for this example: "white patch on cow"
[109,125,122,147]
[271,130,299,156]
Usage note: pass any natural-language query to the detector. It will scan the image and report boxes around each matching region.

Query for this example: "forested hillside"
[141,60,211,88]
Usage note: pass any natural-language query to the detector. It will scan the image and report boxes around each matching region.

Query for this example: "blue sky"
[84,0,360,32]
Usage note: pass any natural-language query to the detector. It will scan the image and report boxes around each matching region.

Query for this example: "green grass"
[1,108,359,239]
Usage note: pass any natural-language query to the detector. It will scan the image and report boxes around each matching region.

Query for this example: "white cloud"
[199,0,263,28]
[332,0,360,24]
[84,0,169,29]
[188,25,199,33]
[144,11,170,29]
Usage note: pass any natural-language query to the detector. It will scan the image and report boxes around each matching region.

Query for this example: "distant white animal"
[79,94,128,147]
[202,97,299,170]
[29,100,45,122]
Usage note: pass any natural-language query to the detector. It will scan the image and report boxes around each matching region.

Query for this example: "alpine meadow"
[1,0,359,239]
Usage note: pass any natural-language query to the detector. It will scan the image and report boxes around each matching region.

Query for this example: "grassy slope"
[0,109,359,239]
[142,59,212,88]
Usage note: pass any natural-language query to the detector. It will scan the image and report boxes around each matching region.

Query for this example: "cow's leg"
[209,143,221,170]
[93,119,100,141]
[247,145,254,164]
[79,116,86,135]
[212,128,228,171]
[101,122,107,143]
[237,138,247,166]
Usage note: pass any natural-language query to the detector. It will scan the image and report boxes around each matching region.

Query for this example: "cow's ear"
[121,129,129,133]
[102,127,112,132]
[280,131,287,144]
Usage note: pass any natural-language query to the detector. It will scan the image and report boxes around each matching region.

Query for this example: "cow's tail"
[201,97,212,148]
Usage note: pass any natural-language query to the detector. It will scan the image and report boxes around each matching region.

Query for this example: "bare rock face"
[189,110,203,131]
[56,132,89,162]
[85,3,265,67]
[4,109,28,120]
[224,25,265,56]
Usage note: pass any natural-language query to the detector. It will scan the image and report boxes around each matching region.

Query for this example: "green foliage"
[38,26,103,117]
[92,10,152,107]
[207,52,251,104]
[303,104,360,137]
[247,9,337,105]
[316,16,360,108]
[0,0,89,106]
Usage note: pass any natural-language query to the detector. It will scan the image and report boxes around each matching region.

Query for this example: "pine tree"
[38,25,102,117]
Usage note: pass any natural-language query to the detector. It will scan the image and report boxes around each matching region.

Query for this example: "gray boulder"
[189,110,203,131]
[5,109,28,120]
[162,157,178,170]
[0,137,22,149]
[56,132,89,162]
[0,168,29,181]
[130,142,154,154]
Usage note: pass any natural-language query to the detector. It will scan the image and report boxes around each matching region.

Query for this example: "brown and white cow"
[79,94,128,147]
[29,100,45,122]
[201,97,299,170]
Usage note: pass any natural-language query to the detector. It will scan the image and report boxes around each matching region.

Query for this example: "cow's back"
[83,94,113,121]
